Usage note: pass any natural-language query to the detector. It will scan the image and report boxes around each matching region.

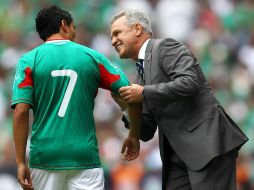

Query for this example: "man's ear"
[61,20,68,33]
[133,23,142,37]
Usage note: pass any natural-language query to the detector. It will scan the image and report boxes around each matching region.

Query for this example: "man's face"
[111,16,138,59]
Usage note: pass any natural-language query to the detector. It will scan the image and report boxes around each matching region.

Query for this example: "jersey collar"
[45,39,71,43]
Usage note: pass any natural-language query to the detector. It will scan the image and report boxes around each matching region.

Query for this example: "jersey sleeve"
[98,53,129,94]
[11,55,34,109]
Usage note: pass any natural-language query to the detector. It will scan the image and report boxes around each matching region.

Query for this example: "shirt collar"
[138,38,150,60]
[45,39,70,43]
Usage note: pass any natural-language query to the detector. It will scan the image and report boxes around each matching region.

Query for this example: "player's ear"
[61,20,68,33]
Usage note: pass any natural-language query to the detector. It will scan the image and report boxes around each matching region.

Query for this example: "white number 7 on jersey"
[51,70,78,117]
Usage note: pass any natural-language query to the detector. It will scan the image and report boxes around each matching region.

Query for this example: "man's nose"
[111,37,117,46]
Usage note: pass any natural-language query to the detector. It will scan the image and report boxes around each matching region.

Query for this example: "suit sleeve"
[98,53,129,94]
[140,107,157,142]
[124,105,157,142]
[143,38,200,106]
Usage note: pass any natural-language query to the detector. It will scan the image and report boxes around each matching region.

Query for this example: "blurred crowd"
[0,0,254,189]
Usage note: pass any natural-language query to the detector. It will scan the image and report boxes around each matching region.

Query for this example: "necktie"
[136,59,144,81]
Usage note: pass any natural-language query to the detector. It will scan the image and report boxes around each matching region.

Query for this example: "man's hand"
[121,136,140,161]
[17,163,34,190]
[119,84,144,103]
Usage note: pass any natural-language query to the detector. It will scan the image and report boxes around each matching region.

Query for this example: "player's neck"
[46,34,68,42]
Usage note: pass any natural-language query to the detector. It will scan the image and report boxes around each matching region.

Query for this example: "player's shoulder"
[72,42,102,57]
[21,43,45,59]
[16,44,44,67]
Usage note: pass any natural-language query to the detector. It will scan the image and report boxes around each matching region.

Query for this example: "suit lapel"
[144,39,155,84]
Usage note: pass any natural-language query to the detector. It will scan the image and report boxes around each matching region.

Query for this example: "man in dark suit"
[110,10,248,190]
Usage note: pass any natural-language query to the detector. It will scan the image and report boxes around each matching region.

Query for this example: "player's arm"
[13,103,34,190]
[11,55,34,189]
[98,54,141,160]
[13,103,30,166]
[120,102,142,161]
[109,94,142,160]
[111,93,142,160]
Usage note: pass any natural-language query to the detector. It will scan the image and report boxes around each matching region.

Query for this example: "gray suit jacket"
[137,38,248,186]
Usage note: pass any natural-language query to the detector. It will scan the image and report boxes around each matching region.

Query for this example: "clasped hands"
[111,84,144,109]
[119,84,144,103]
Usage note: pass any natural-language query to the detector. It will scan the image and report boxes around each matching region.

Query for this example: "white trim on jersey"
[45,40,70,43]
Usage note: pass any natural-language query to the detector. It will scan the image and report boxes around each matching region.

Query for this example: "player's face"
[111,16,138,59]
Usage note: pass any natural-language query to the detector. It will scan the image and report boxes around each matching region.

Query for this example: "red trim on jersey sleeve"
[99,63,120,90]
[18,67,34,88]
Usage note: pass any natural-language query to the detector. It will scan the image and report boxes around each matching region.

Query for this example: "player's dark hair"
[35,5,73,41]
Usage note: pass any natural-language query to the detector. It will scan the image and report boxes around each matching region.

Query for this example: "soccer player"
[11,6,141,190]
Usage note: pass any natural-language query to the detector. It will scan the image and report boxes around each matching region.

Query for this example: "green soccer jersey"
[11,40,129,170]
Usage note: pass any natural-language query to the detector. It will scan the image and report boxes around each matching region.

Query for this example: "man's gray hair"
[111,10,152,36]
